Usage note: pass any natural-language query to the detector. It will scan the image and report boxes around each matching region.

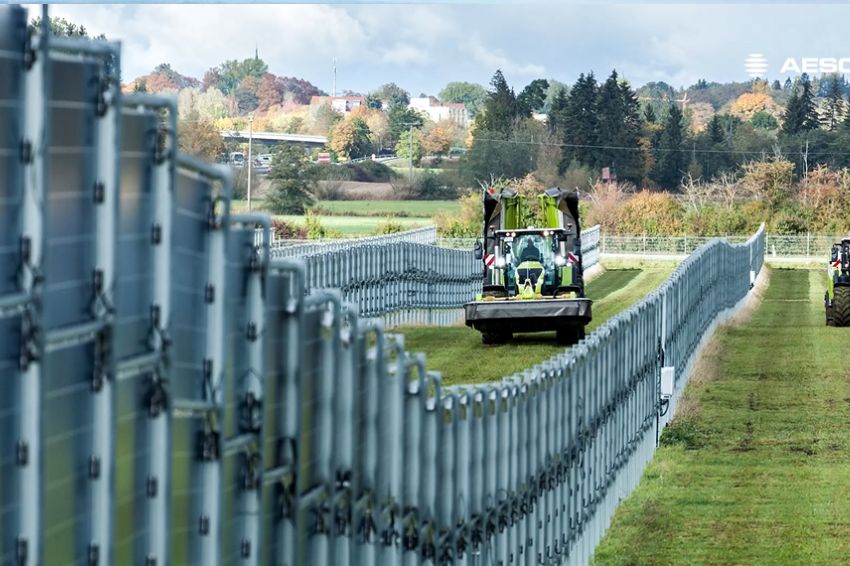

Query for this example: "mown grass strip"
[593,268,850,565]
[398,262,677,386]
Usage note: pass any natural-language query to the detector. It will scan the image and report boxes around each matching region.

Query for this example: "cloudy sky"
[29,3,850,94]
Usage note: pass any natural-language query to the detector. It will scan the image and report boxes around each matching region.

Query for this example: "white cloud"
[468,38,545,77]
[382,44,429,66]
[20,3,850,95]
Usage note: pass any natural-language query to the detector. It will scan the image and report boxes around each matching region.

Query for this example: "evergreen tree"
[643,104,657,123]
[772,80,782,90]
[594,71,643,184]
[799,74,820,131]
[782,76,819,135]
[477,70,520,134]
[783,77,793,91]
[782,88,803,135]
[707,114,725,144]
[517,79,549,115]
[824,74,845,130]
[560,72,599,170]
[548,89,568,133]
[266,144,316,214]
[652,104,685,188]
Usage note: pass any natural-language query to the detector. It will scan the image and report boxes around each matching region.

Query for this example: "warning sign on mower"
[484,254,495,267]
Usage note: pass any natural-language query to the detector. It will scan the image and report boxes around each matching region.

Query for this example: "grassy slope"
[398,263,677,386]
[315,199,459,217]
[231,199,441,235]
[594,268,850,565]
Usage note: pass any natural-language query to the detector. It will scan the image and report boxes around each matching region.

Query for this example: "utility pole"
[332,57,337,98]
[408,123,413,181]
[247,114,254,211]
[400,121,418,182]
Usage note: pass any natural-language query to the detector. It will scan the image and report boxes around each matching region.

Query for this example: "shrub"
[376,218,405,234]
[271,218,308,239]
[266,178,315,214]
[615,191,685,235]
[660,418,708,450]
[435,193,480,237]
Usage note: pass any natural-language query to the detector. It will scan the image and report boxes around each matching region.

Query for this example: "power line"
[468,135,850,157]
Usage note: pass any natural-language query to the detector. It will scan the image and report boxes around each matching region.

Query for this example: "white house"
[310,95,367,113]
[408,97,470,128]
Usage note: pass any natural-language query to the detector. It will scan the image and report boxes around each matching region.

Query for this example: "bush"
[435,193,481,237]
[271,218,308,239]
[307,161,397,183]
[266,178,315,214]
[376,218,405,234]
[355,160,396,182]
[616,191,685,235]
[392,171,460,200]
[303,211,343,239]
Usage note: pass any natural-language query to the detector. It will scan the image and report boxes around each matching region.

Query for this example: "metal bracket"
[20,139,33,164]
[23,29,37,70]
[144,377,168,418]
[246,321,258,342]
[16,440,28,466]
[153,125,169,165]
[87,543,100,566]
[204,283,215,304]
[95,75,110,118]
[240,538,251,559]
[239,392,262,434]
[89,455,101,480]
[16,537,28,564]
[93,181,105,204]
[197,429,221,462]
[151,223,162,245]
[146,475,158,498]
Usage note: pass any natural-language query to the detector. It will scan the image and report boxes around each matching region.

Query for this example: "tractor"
[825,239,850,326]
[464,186,592,345]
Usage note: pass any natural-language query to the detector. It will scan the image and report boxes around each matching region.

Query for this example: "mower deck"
[464,297,592,334]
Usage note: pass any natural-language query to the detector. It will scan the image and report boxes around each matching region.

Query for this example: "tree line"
[463,70,850,191]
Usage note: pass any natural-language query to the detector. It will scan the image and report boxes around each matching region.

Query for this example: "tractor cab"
[825,238,850,326]
[488,228,581,299]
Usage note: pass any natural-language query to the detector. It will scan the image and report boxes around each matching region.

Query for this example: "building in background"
[310,95,367,113]
[409,97,470,128]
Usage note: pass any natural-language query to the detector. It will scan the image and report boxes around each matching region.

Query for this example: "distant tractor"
[464,186,592,345]
[825,239,850,326]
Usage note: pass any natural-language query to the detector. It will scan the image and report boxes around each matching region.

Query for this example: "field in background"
[277,215,429,234]
[398,261,677,385]
[232,198,454,235]
[593,268,850,564]
[314,199,459,217]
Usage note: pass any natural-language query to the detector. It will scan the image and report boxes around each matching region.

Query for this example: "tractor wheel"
[833,287,850,326]
[482,332,510,345]
[556,327,585,346]
[826,292,836,326]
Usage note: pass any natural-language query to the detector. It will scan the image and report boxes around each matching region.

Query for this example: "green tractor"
[464,186,592,345]
[825,239,850,326]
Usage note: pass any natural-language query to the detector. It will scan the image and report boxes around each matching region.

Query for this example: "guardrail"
[0,6,766,565]
[600,232,839,259]
[270,225,438,259]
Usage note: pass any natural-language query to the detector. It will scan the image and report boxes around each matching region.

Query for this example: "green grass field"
[593,268,850,564]
[314,199,459,217]
[398,262,677,386]
[231,199,446,235]
[276,214,429,235]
